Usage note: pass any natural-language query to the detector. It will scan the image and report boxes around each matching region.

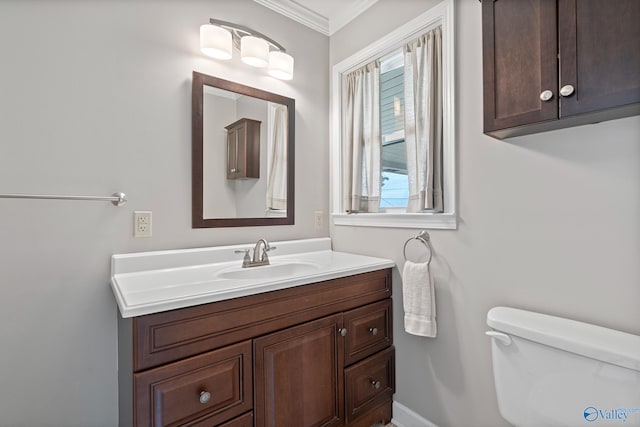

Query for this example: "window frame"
[330,0,456,229]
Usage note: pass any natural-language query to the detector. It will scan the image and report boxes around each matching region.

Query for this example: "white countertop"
[110,238,394,318]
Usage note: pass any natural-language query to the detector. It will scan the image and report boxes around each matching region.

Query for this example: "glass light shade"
[200,24,232,59]
[240,36,269,68]
[268,51,294,80]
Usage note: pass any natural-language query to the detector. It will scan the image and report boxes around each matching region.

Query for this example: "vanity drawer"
[218,411,253,427]
[134,340,252,427]
[344,346,395,423]
[347,399,392,427]
[344,299,392,366]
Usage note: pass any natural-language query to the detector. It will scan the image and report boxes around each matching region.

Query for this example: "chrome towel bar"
[0,192,127,206]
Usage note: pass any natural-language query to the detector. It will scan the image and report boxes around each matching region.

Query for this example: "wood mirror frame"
[192,71,295,228]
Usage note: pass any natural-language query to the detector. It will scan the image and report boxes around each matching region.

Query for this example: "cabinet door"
[243,121,260,179]
[558,0,640,117]
[482,0,558,132]
[234,122,248,177]
[227,127,239,179]
[254,314,344,427]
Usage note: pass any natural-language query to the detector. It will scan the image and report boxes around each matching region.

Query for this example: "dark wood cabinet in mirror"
[192,71,294,227]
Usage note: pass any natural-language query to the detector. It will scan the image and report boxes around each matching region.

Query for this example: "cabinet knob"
[339,328,347,337]
[539,90,553,101]
[368,327,378,336]
[199,390,211,404]
[560,84,575,97]
[371,380,381,389]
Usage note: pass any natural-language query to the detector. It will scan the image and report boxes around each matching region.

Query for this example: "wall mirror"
[192,71,294,227]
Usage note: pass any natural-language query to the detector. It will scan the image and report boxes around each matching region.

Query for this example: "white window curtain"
[404,26,443,213]
[266,104,288,210]
[342,60,382,213]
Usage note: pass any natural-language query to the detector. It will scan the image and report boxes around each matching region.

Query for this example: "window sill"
[332,212,457,230]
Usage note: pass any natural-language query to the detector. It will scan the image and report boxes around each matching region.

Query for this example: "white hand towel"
[402,260,437,337]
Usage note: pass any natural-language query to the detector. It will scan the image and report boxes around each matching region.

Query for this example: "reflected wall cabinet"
[118,269,395,427]
[226,118,260,179]
[482,0,640,139]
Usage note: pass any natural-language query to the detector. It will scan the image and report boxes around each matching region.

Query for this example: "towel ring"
[403,230,433,265]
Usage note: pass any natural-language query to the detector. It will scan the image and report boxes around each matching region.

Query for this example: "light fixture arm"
[209,18,287,53]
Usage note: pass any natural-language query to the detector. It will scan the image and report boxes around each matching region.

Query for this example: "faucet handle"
[267,246,276,251]
[234,249,251,267]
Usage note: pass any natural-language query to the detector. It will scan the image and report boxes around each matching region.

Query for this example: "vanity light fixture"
[200,19,294,80]
[199,23,232,59]
[241,35,269,67]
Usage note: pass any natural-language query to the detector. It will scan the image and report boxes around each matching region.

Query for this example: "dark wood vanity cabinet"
[482,0,640,139]
[119,268,395,427]
[225,118,260,179]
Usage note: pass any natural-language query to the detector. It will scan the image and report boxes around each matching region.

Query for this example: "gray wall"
[330,1,640,426]
[0,1,329,426]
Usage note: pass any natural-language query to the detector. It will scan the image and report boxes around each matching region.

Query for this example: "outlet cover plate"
[134,211,152,237]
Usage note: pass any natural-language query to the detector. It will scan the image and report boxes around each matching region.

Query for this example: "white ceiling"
[253,0,378,36]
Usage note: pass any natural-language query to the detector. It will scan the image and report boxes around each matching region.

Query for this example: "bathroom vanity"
[111,238,395,427]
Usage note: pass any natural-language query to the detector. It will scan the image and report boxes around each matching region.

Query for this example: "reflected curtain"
[266,104,287,210]
[342,60,381,213]
[404,26,443,213]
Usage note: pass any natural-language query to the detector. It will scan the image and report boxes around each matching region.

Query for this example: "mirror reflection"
[192,72,295,228]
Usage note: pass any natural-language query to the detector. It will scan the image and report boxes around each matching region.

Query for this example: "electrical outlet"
[314,211,323,229]
[134,211,152,237]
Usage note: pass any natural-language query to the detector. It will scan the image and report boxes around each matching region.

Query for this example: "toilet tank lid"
[487,307,640,372]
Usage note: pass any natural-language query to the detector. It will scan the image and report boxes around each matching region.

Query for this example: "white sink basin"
[110,238,395,318]
[217,261,321,280]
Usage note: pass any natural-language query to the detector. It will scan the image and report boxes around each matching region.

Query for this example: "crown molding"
[329,0,378,34]
[254,0,378,36]
[254,0,330,36]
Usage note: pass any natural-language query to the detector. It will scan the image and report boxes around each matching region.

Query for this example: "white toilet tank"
[486,306,640,427]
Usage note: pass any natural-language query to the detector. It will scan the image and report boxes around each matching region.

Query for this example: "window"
[380,49,408,209]
[330,0,456,229]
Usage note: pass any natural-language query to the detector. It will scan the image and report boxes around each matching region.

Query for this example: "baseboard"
[391,401,439,427]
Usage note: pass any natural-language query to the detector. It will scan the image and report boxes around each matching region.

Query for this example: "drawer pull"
[368,327,378,336]
[199,390,211,404]
[339,328,347,337]
[370,379,381,389]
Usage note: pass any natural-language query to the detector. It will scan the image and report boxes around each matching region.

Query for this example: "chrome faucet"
[235,239,276,268]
